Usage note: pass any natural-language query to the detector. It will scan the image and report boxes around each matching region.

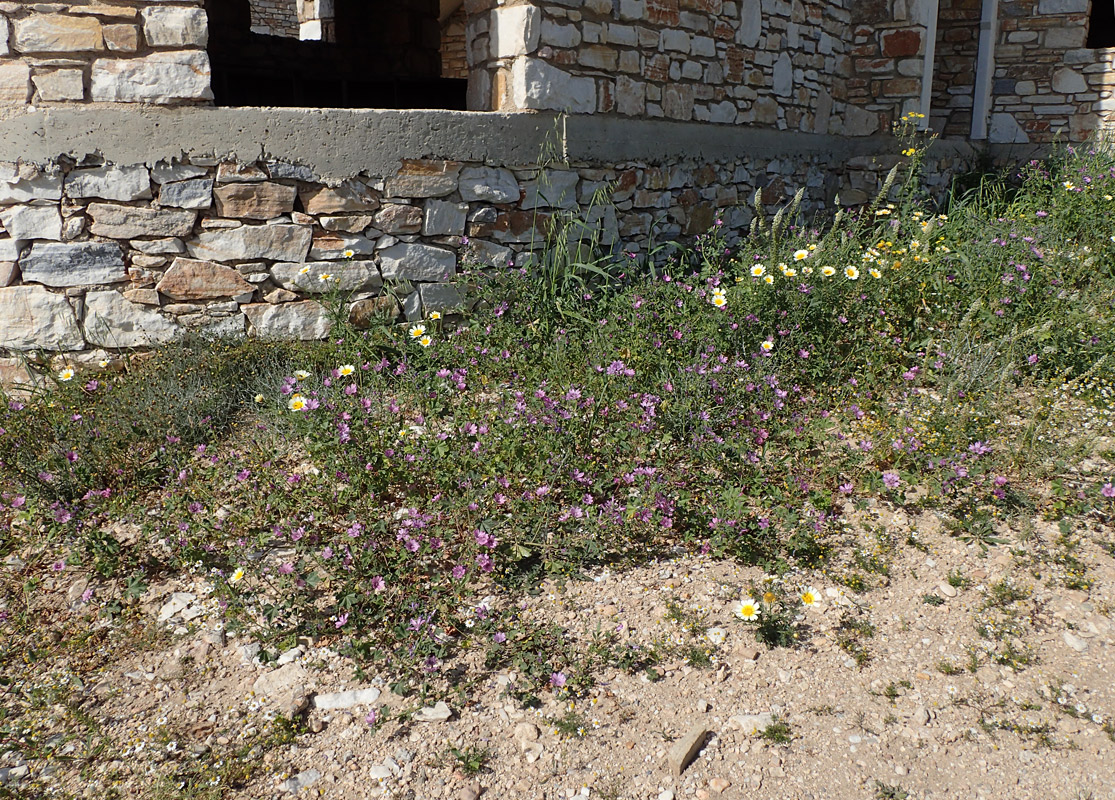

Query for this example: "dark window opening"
[1087,0,1115,48]
[205,0,468,109]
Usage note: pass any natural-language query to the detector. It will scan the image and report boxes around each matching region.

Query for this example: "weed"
[759,716,793,746]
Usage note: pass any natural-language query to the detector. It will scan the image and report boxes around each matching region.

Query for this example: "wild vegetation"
[1,121,1113,797]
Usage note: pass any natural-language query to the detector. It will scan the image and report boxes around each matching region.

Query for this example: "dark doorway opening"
[1087,0,1115,48]
[205,0,468,109]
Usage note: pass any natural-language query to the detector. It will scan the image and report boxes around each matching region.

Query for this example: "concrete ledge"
[0,107,978,179]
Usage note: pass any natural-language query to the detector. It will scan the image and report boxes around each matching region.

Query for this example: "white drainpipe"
[971,0,999,140]
[919,0,940,132]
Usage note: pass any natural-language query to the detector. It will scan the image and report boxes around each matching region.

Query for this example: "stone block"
[738,0,761,46]
[141,6,208,47]
[103,23,139,52]
[491,5,540,57]
[20,241,125,287]
[1038,0,1088,11]
[458,167,520,203]
[423,200,467,236]
[0,17,7,57]
[464,238,513,268]
[989,112,1029,144]
[216,163,267,184]
[309,233,376,260]
[188,224,312,263]
[0,205,62,241]
[320,215,374,233]
[88,204,195,238]
[159,178,213,209]
[1044,27,1087,49]
[0,174,62,205]
[417,283,464,313]
[156,258,255,301]
[378,243,456,282]
[521,170,579,210]
[882,28,921,57]
[1052,67,1087,94]
[511,57,596,114]
[0,285,84,351]
[244,301,331,340]
[0,62,31,106]
[375,203,423,235]
[14,15,103,53]
[90,51,212,103]
[152,162,209,184]
[83,289,181,348]
[384,161,461,199]
[131,238,185,255]
[299,180,379,214]
[65,164,151,202]
[31,69,84,102]
[214,182,297,220]
[349,296,399,327]
[271,260,382,293]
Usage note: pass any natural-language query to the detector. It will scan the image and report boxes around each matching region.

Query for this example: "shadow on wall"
[205,0,467,109]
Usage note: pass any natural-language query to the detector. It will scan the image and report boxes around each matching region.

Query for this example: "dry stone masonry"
[0,0,1111,368]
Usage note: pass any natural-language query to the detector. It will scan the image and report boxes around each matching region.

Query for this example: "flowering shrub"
[2,137,1114,698]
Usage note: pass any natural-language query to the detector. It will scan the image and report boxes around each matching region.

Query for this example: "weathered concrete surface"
[0,108,979,182]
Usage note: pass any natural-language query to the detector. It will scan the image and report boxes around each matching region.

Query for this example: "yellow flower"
[902,148,916,157]
[760,340,774,352]
[230,568,245,583]
[875,208,892,216]
[287,395,307,411]
[793,249,809,261]
[253,393,264,403]
[1063,181,1075,191]
[298,265,311,275]
[869,268,882,279]
[821,266,836,277]
[910,239,920,249]
[409,324,426,339]
[751,264,766,277]
[733,598,760,620]
[294,370,310,380]
[58,367,75,382]
[342,249,355,258]
[98,359,110,368]
[429,311,442,321]
[711,293,727,308]
[418,334,433,348]
[844,266,860,280]
[783,268,797,278]
[338,364,355,376]
[800,586,820,607]
[318,273,334,282]
[762,591,777,604]
[763,275,774,285]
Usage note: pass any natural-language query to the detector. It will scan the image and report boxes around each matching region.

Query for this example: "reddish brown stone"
[213,182,296,220]
[882,29,922,58]
[156,258,254,301]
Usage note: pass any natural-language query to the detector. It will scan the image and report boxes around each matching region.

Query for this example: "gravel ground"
[3,502,1113,800]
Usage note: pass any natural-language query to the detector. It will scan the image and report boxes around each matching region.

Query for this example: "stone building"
[0,0,1112,365]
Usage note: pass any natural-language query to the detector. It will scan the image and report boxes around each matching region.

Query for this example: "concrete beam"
[0,107,976,180]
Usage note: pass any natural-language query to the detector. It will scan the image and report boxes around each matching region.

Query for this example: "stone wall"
[465,0,874,135]
[932,0,981,138]
[442,5,469,79]
[848,0,932,135]
[249,0,299,38]
[987,0,1115,143]
[0,1,212,119]
[0,108,976,367]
